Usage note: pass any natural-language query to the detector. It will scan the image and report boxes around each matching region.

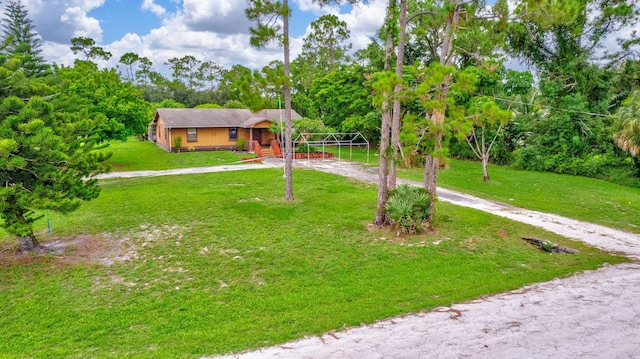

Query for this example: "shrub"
[385,184,431,234]
[236,138,247,151]
[296,143,317,153]
[188,146,196,152]
[173,136,182,153]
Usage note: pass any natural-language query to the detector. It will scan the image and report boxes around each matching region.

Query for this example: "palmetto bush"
[385,184,431,234]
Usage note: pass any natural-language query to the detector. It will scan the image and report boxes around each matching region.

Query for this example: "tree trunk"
[376,97,392,225]
[389,0,408,191]
[423,0,461,224]
[425,109,444,223]
[283,0,294,201]
[482,154,490,182]
[374,0,397,225]
[18,234,41,252]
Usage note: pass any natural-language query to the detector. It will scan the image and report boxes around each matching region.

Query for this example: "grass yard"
[400,160,640,234]
[102,138,254,171]
[325,147,640,233]
[0,169,627,358]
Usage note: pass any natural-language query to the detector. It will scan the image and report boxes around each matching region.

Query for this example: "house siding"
[155,118,169,149]
[151,115,276,152]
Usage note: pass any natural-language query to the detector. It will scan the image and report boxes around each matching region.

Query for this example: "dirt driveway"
[98,159,640,358]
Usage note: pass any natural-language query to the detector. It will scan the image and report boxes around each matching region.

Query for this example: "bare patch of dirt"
[0,224,186,268]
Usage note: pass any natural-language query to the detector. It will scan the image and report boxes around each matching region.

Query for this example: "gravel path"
[96,159,640,358]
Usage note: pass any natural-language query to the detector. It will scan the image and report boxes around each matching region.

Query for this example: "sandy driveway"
[98,159,640,358]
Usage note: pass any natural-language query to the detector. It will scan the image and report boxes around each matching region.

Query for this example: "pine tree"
[246,0,362,201]
[0,0,49,76]
[0,55,109,251]
[301,14,351,71]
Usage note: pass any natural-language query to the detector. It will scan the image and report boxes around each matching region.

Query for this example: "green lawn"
[102,138,254,171]
[0,169,626,358]
[2,144,635,357]
[325,147,640,234]
[399,160,640,234]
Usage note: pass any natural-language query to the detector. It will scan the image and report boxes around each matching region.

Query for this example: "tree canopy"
[3,0,640,250]
[0,0,48,76]
[0,59,110,250]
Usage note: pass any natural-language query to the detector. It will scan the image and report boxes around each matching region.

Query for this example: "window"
[187,128,197,142]
[229,127,238,140]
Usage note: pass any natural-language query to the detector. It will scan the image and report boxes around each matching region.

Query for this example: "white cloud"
[60,7,103,41]
[178,0,252,34]
[294,0,325,13]
[142,0,167,17]
[103,23,282,76]
[339,1,386,34]
[21,0,105,43]
[40,41,81,67]
[22,0,387,72]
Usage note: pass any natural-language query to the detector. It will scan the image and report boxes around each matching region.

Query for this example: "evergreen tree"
[0,0,49,76]
[0,61,110,251]
[301,14,351,71]
[246,0,296,200]
[246,0,362,201]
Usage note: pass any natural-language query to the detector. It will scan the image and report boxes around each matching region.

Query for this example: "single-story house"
[149,108,301,153]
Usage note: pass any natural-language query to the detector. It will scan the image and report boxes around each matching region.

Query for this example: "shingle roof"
[154,108,301,129]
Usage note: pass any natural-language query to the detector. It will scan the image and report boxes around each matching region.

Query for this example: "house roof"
[154,108,301,129]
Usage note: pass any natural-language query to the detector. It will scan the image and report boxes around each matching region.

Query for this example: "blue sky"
[8,0,634,76]
[88,1,162,43]
[16,0,387,73]
[88,0,321,43]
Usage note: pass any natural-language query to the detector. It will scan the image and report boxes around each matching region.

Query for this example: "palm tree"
[613,90,640,157]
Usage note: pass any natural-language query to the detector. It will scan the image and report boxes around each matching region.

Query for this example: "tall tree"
[247,0,362,201]
[219,64,270,110]
[292,14,352,109]
[389,0,409,190]
[198,60,222,92]
[302,14,352,71]
[373,0,398,225]
[246,0,295,200]
[0,0,48,76]
[136,56,153,85]
[70,37,112,62]
[166,55,203,91]
[404,0,508,221]
[506,0,639,175]
[0,64,110,251]
[119,52,140,82]
[424,0,464,218]
[56,60,151,141]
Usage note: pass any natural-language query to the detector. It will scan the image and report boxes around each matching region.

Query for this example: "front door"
[255,129,269,146]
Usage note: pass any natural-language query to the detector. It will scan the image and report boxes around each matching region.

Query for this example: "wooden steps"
[261,148,275,157]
